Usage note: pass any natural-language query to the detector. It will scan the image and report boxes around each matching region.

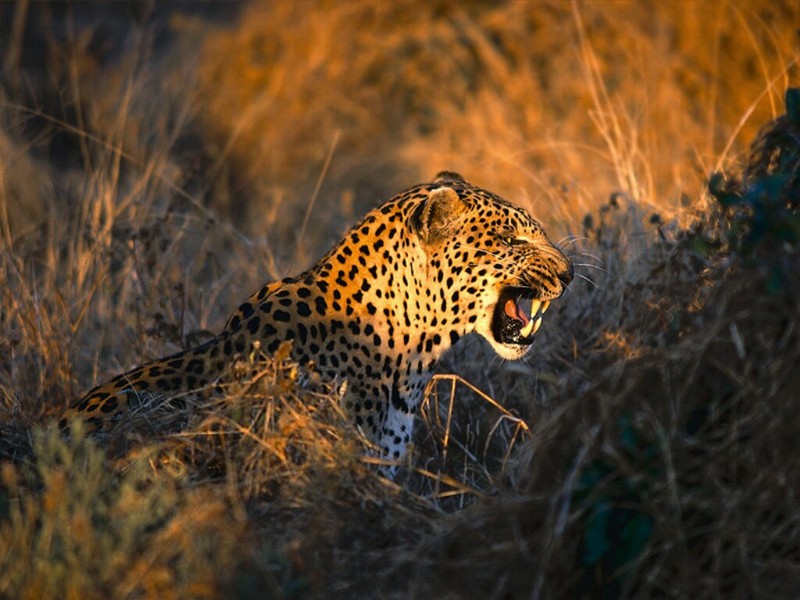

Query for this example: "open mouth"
[491,287,551,346]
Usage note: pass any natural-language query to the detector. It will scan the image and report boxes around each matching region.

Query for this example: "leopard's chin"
[487,286,550,359]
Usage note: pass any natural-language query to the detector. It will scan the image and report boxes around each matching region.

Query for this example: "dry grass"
[1,1,799,598]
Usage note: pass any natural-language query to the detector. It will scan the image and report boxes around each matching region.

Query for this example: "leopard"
[60,172,573,469]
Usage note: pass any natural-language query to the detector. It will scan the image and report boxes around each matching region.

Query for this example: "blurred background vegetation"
[1,1,799,598]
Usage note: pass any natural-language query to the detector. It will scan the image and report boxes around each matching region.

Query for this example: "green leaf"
[708,172,741,207]
[582,501,611,564]
[767,264,785,294]
[618,416,638,453]
[786,88,800,127]
[619,513,653,567]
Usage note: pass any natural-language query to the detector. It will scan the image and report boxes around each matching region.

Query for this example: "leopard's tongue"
[503,298,530,325]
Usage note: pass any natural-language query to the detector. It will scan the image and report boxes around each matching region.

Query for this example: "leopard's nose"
[558,261,574,286]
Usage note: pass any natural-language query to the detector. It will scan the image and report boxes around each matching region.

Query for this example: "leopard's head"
[409,172,573,360]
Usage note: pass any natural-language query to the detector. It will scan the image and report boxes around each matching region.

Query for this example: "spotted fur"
[61,172,573,466]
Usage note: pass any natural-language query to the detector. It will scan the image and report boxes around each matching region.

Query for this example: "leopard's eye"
[501,235,529,246]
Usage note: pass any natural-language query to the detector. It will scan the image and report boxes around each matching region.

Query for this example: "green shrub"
[709,88,800,290]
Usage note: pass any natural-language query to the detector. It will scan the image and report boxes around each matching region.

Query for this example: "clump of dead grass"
[405,246,800,599]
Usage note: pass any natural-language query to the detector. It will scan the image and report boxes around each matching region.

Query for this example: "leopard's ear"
[409,186,468,244]
[433,171,465,183]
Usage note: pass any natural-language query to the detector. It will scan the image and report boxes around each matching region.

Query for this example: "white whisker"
[568,251,603,262]
[557,235,588,249]
[575,272,599,288]
[573,262,607,273]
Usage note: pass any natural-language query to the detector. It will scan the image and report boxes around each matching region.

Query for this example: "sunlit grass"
[1,1,799,597]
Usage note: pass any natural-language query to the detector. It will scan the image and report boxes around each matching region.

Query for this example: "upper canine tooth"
[530,299,542,317]
[541,301,550,314]
[532,316,543,334]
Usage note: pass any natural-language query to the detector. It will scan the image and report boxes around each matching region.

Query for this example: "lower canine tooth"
[532,316,543,334]
[520,319,535,338]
